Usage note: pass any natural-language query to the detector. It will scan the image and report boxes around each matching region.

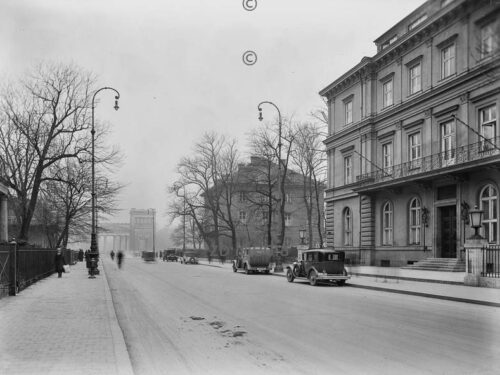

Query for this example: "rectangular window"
[383,79,393,107]
[344,156,352,184]
[382,142,393,174]
[345,100,353,125]
[409,132,422,165]
[239,191,246,203]
[440,120,456,165]
[239,211,247,223]
[409,63,421,95]
[285,193,292,203]
[481,22,496,58]
[261,211,268,225]
[480,105,497,151]
[441,44,456,79]
[285,213,292,227]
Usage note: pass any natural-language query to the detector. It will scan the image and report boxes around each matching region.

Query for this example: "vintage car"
[142,251,156,262]
[286,249,350,286]
[163,249,178,262]
[232,247,273,274]
[180,251,198,264]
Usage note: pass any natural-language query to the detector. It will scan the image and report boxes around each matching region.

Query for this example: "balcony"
[355,137,500,191]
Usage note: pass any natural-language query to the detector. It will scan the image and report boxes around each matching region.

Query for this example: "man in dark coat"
[54,248,65,278]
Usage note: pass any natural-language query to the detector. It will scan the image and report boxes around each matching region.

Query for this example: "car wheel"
[337,280,346,286]
[286,268,294,282]
[189,257,195,264]
[309,271,318,286]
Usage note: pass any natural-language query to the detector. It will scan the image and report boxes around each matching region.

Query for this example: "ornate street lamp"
[89,87,120,278]
[299,229,306,245]
[468,205,484,240]
[257,101,284,272]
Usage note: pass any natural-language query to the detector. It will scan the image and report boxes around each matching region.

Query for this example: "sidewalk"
[199,259,500,307]
[0,262,133,375]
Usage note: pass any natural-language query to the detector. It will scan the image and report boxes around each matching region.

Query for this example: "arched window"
[382,201,393,245]
[409,198,421,245]
[480,185,498,243]
[343,207,352,246]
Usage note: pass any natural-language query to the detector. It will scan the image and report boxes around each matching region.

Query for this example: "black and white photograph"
[0,0,499,374]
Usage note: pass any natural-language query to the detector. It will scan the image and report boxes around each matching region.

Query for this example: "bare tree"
[248,118,295,249]
[168,132,240,255]
[0,62,96,242]
[291,121,327,248]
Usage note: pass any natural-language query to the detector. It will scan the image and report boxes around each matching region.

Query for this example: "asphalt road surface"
[104,258,500,375]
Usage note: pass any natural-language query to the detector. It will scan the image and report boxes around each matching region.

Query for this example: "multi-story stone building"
[217,156,325,255]
[320,0,499,266]
[129,208,156,253]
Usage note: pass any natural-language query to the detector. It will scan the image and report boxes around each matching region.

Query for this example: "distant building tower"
[129,208,156,253]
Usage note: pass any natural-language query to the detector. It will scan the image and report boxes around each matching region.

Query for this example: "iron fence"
[0,244,59,298]
[483,245,500,278]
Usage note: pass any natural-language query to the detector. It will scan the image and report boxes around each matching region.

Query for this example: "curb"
[101,262,135,375]
[347,283,500,308]
[349,272,464,285]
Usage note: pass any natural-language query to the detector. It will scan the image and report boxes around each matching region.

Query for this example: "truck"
[232,247,273,274]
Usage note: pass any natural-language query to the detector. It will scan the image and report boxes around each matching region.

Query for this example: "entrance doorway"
[439,205,457,258]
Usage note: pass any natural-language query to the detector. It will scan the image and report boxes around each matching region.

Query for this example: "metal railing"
[357,137,500,185]
[482,245,500,278]
[0,244,60,298]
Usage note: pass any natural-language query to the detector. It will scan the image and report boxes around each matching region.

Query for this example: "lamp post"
[89,87,120,277]
[257,101,284,272]
[299,229,306,245]
[468,205,484,240]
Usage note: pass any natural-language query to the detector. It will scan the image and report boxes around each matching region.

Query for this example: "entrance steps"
[402,258,465,272]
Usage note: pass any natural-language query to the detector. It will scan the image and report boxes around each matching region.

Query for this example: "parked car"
[286,249,350,286]
[163,249,178,262]
[142,251,156,262]
[180,251,198,264]
[232,247,273,274]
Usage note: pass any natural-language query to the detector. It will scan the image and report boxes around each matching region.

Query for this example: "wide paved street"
[104,258,500,375]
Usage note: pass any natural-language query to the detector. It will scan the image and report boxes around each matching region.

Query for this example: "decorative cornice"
[377,130,396,141]
[340,145,355,154]
[433,104,459,118]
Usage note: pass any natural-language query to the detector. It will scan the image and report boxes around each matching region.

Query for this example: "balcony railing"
[356,137,500,186]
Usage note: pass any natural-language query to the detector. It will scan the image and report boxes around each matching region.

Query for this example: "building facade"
[129,208,156,253]
[320,0,499,266]
[216,156,325,255]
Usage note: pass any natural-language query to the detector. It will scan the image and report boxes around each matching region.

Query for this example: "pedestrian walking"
[54,247,66,278]
[117,250,124,269]
[110,250,115,261]
[208,252,212,264]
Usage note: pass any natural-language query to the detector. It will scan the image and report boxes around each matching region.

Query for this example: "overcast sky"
[0,0,424,229]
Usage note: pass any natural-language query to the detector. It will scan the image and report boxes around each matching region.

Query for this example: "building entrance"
[439,205,457,258]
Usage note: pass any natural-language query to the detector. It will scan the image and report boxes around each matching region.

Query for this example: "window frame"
[408,131,422,168]
[480,184,499,244]
[382,141,393,174]
[440,119,456,164]
[409,197,421,245]
[344,155,353,185]
[480,22,495,59]
[479,104,497,151]
[343,207,353,246]
[409,62,422,95]
[344,99,353,125]
[382,201,393,245]
[239,210,247,223]
[441,43,456,79]
[383,79,394,108]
